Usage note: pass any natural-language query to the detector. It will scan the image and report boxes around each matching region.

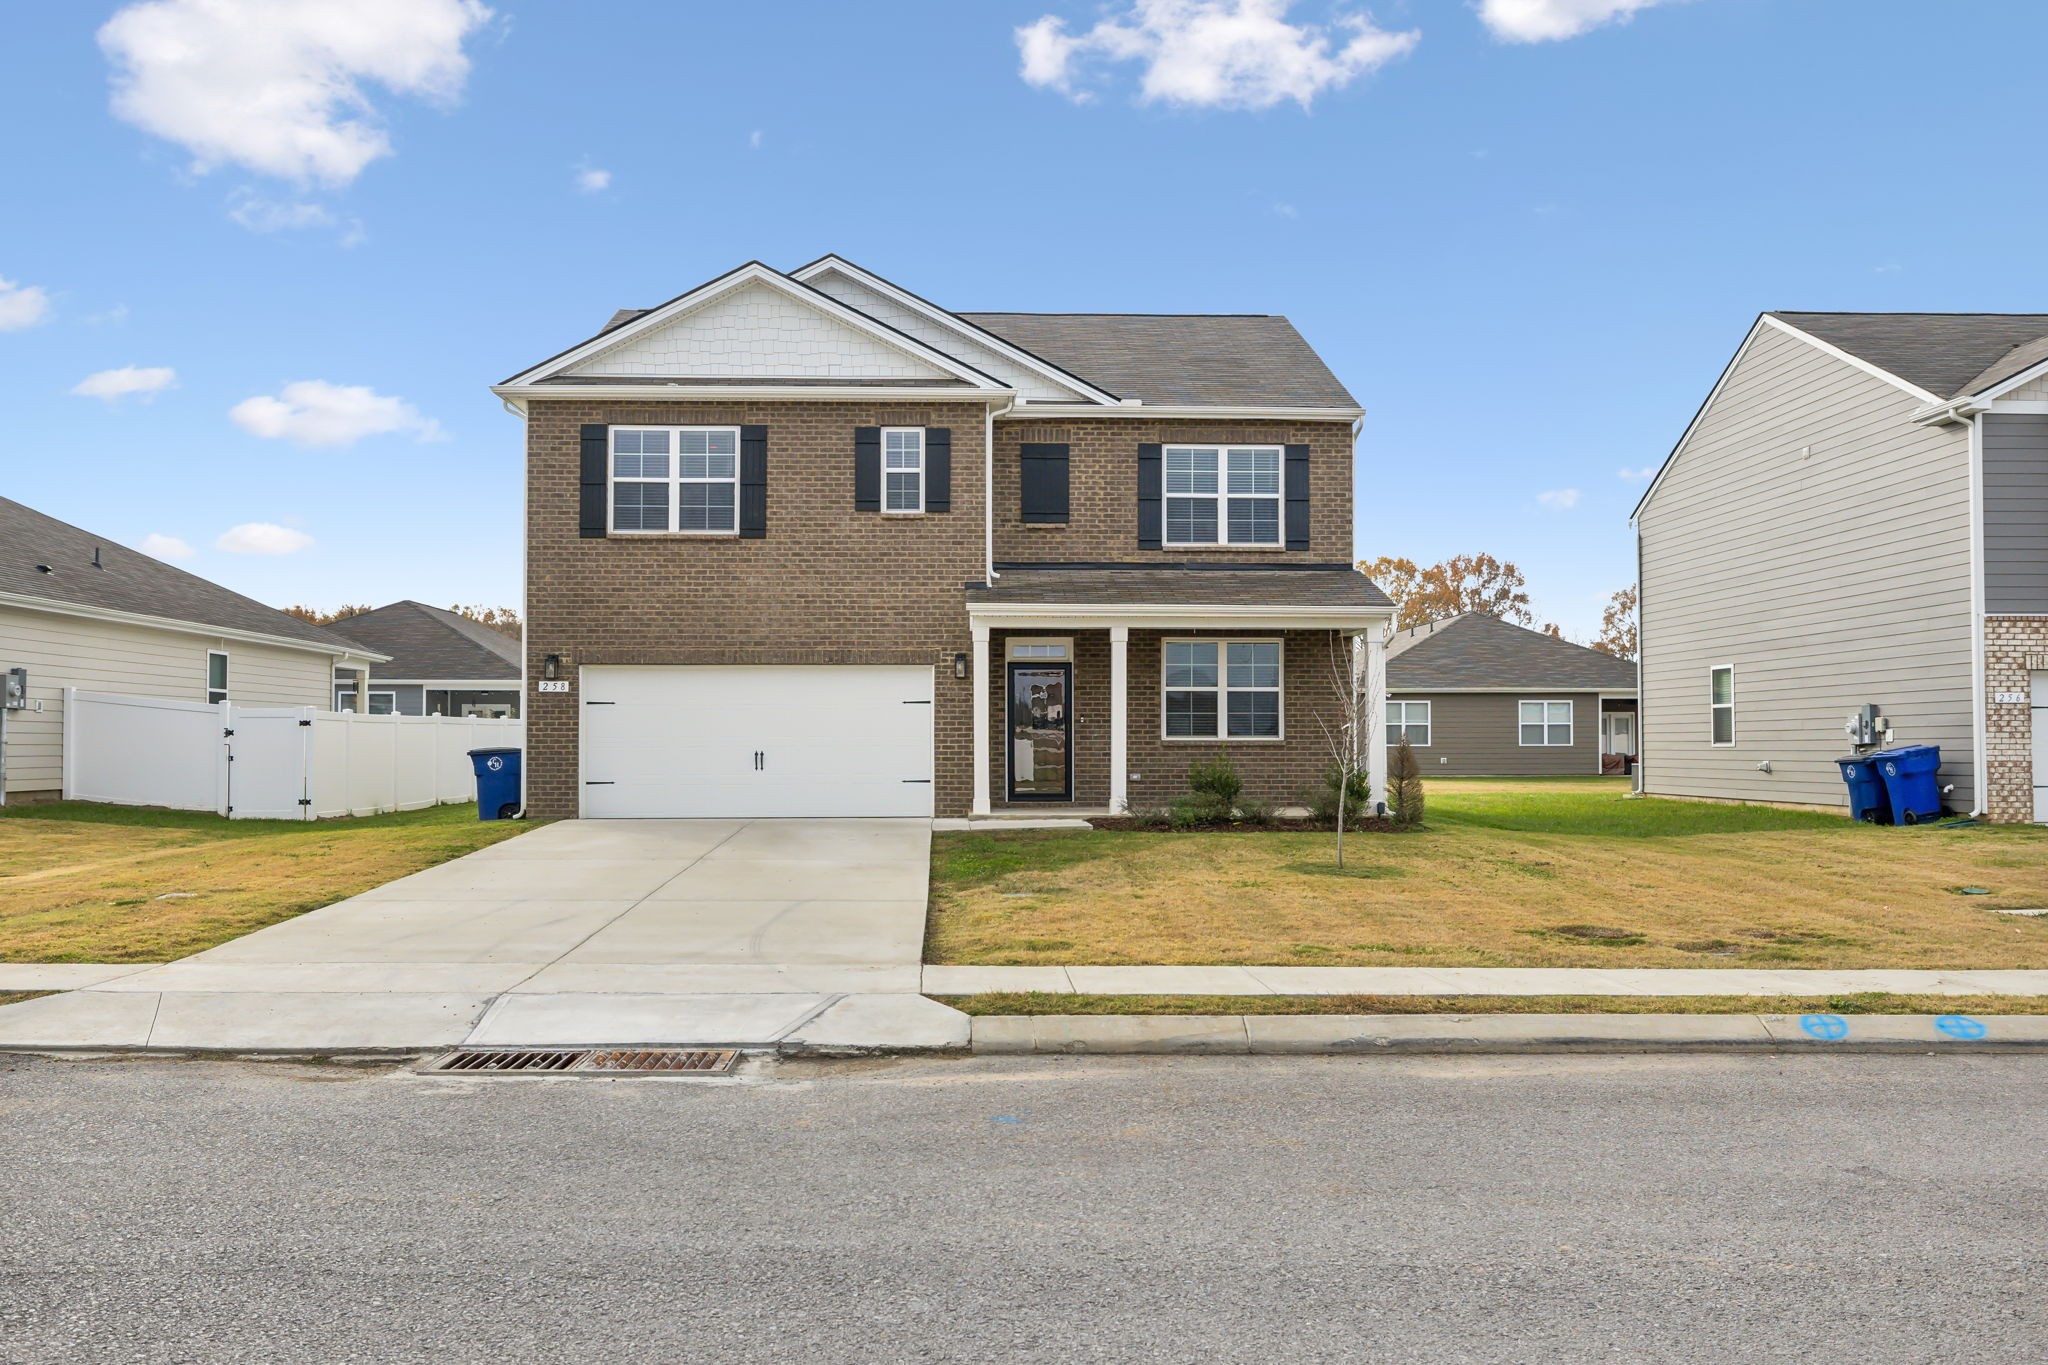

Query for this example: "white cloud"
[83,304,131,326]
[229,379,443,447]
[0,277,52,331]
[748,129,763,150]
[1271,201,1299,217]
[1617,465,1656,481]
[98,0,492,187]
[227,190,335,233]
[1016,0,1418,110]
[1479,0,1681,44]
[1537,487,1582,510]
[574,164,611,193]
[138,532,195,561]
[72,365,179,401]
[216,522,314,555]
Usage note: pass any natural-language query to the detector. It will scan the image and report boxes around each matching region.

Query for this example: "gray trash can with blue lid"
[468,747,522,821]
[1869,744,1942,825]
[1835,754,1890,824]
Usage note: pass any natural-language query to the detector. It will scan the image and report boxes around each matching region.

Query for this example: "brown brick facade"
[525,402,1360,818]
[1984,615,2048,823]
[992,418,1355,563]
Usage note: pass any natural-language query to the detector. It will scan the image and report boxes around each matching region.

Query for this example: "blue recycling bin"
[1870,744,1943,825]
[468,747,522,821]
[1835,754,1891,824]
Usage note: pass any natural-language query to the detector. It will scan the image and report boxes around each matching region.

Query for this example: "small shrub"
[1236,797,1275,826]
[1311,764,1372,825]
[1186,755,1243,807]
[1168,794,1228,830]
[1390,739,1426,827]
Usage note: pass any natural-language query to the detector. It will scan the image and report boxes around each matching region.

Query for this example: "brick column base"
[1984,616,2048,823]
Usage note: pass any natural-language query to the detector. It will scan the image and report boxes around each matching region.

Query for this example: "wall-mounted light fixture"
[952,653,968,680]
[543,653,561,681]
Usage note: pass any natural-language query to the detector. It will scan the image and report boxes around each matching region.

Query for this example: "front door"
[1006,662,1072,801]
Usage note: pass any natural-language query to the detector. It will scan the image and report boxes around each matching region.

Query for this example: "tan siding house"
[1636,312,2048,821]
[0,498,383,803]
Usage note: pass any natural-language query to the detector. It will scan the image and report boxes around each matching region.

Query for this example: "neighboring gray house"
[1634,312,2048,823]
[0,495,385,804]
[1386,613,1638,776]
[327,601,521,718]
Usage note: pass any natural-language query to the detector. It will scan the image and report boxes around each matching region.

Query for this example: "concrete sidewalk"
[0,819,968,1054]
[921,965,2048,996]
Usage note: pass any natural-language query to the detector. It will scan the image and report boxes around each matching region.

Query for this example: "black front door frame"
[1005,660,1074,802]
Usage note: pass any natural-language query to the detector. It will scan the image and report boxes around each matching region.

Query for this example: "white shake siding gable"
[1637,324,1976,810]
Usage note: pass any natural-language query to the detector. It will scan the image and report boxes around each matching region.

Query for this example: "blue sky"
[3,0,2041,638]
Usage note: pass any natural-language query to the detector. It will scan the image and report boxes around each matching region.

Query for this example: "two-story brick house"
[494,258,1392,820]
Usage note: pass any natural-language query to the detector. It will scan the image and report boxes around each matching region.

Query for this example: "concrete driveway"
[0,819,965,1052]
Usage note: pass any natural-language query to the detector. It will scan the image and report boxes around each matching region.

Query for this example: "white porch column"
[1109,625,1130,813]
[350,664,370,714]
[970,622,992,816]
[1362,624,1389,811]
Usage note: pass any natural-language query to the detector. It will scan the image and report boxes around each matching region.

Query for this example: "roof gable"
[1386,613,1636,692]
[333,601,520,681]
[502,261,1006,390]
[1768,312,2048,400]
[0,496,366,656]
[792,257,1115,405]
[959,312,1357,409]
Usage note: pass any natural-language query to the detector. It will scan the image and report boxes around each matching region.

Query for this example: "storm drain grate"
[430,1047,739,1075]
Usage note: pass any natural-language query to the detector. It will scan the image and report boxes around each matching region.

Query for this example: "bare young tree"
[1312,631,1375,869]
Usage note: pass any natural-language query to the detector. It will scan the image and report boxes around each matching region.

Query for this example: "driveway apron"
[0,819,967,1052]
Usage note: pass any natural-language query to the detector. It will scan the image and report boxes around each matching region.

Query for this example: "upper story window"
[1164,445,1281,546]
[206,650,229,705]
[883,428,925,514]
[610,426,738,534]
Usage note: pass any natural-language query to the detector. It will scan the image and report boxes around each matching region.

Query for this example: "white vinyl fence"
[63,689,524,820]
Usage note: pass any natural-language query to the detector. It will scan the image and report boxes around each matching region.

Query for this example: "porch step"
[932,812,1103,831]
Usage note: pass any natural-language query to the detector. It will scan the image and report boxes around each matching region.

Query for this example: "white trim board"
[0,592,389,664]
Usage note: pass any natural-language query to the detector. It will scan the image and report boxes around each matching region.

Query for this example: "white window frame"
[607,425,741,537]
[1005,636,1072,662]
[881,427,925,515]
[1386,699,1432,747]
[1518,698,1573,747]
[335,689,398,715]
[1162,444,1283,548]
[1710,664,1735,746]
[206,650,229,705]
[1159,637,1285,741]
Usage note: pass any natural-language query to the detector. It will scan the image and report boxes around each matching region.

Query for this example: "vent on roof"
[429,1047,739,1075]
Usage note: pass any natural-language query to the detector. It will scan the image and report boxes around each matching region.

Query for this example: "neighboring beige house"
[1634,312,2048,823]
[0,496,386,804]
[1386,613,1638,776]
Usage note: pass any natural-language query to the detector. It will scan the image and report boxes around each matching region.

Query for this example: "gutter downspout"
[504,395,530,818]
[986,395,1015,583]
[1968,413,1988,816]
[1632,516,1645,797]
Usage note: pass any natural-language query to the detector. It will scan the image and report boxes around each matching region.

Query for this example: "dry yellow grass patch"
[928,779,2048,969]
[0,803,530,963]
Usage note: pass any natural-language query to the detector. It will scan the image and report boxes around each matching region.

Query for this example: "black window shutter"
[1137,443,1163,549]
[924,427,951,512]
[1283,444,1311,550]
[1020,443,1070,523]
[579,424,609,538]
[739,425,768,538]
[854,427,881,511]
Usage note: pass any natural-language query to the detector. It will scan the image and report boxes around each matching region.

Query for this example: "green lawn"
[0,801,531,963]
[927,777,2048,969]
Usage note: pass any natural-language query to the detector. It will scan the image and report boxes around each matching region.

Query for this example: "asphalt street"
[2,1050,2042,1362]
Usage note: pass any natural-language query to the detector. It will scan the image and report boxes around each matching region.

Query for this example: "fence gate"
[224,707,313,820]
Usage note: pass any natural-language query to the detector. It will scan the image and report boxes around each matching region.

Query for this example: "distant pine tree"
[1390,739,1425,827]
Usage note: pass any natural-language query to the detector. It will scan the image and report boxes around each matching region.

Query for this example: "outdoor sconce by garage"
[543,654,561,681]
[952,653,969,680]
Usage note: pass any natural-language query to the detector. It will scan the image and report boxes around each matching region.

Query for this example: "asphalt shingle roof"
[959,313,1357,408]
[1768,312,2048,399]
[0,495,371,655]
[1386,613,1637,692]
[331,601,521,682]
[968,564,1391,609]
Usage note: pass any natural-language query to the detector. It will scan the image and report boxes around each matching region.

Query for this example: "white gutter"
[0,592,391,664]
[491,384,1015,405]
[1913,396,1989,427]
[1002,402,1364,422]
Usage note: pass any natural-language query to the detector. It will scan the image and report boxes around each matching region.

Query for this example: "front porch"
[963,566,1395,818]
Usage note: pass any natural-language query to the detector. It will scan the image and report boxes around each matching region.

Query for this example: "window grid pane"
[1166,497,1217,544]
[1226,497,1279,544]
[1227,691,1280,738]
[885,471,922,512]
[1712,668,1733,705]
[1712,708,1733,745]
[1227,642,1280,689]
[613,482,670,531]
[1227,448,1280,494]
[1165,447,1218,494]
[1165,690,1218,738]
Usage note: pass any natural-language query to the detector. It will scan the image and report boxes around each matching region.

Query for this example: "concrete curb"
[970,1013,2048,1055]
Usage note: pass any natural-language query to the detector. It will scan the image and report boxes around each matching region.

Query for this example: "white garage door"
[579,665,935,818]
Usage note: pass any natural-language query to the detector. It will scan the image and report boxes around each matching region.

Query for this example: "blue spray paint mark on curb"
[1935,1015,1988,1040]
[990,1115,1022,1125]
[1800,1013,1850,1041]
